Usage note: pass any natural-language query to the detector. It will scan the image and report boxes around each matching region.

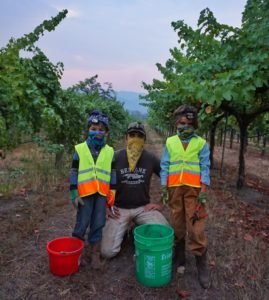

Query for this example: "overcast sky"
[1,0,247,92]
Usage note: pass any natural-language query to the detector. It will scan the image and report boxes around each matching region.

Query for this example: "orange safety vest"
[75,142,114,197]
[166,135,206,188]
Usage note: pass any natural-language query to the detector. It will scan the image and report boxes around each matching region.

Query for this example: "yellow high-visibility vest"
[166,135,206,188]
[75,142,114,197]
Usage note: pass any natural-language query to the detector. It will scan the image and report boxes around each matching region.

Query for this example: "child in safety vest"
[160,104,210,289]
[69,110,114,270]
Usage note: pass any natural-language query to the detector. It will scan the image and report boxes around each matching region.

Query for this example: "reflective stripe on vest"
[75,142,114,197]
[166,135,206,188]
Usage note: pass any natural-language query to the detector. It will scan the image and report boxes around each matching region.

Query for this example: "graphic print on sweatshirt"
[120,167,146,185]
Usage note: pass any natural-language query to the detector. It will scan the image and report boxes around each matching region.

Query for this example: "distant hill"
[116,91,147,115]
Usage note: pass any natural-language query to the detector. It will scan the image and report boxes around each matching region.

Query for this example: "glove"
[198,191,207,204]
[161,186,169,204]
[106,189,116,207]
[69,189,84,209]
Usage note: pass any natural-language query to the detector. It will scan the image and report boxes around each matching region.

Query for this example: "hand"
[69,189,84,209]
[144,203,164,211]
[107,189,116,207]
[73,196,85,209]
[106,206,120,219]
[198,191,207,204]
[161,186,169,204]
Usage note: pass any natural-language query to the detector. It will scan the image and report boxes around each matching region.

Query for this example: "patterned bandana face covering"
[89,130,105,139]
[126,136,145,172]
[177,125,195,139]
[89,130,106,146]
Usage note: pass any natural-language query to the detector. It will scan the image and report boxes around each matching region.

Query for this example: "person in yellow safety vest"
[160,105,211,289]
[69,110,114,270]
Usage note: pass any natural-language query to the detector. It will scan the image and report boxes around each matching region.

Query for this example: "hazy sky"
[1,0,247,92]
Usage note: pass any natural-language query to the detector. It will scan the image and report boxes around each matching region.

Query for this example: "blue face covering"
[88,130,106,146]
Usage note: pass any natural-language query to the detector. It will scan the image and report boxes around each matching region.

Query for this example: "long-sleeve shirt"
[160,134,210,186]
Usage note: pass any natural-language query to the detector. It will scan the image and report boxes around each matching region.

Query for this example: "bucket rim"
[46,236,84,256]
[134,224,174,240]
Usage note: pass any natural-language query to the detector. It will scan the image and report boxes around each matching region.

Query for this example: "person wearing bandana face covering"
[160,105,211,289]
[101,122,168,259]
[69,110,114,270]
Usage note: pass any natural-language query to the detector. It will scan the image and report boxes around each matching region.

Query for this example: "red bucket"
[46,236,84,276]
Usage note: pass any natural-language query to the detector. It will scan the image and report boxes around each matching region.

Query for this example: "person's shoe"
[79,245,91,267]
[91,243,103,270]
[195,250,210,289]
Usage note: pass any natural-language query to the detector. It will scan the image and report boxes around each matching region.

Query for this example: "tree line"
[0,10,130,167]
[141,0,269,188]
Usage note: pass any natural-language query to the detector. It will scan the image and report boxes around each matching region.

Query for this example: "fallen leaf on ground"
[20,188,26,196]
[234,282,244,288]
[176,289,190,298]
[248,274,257,281]
[59,288,70,296]
[209,260,216,266]
[244,233,253,241]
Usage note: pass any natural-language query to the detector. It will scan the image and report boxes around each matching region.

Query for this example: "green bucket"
[134,224,174,287]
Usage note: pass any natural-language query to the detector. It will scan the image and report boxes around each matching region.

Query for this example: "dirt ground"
[0,129,269,300]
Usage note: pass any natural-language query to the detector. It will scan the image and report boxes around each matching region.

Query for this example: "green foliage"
[68,76,130,147]
[0,10,130,158]
[142,0,269,188]
[0,10,67,148]
[143,0,269,132]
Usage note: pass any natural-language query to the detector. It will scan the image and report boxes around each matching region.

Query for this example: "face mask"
[89,130,106,146]
[177,125,194,139]
[126,136,145,172]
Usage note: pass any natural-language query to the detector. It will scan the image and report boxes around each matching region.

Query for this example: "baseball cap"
[127,122,146,136]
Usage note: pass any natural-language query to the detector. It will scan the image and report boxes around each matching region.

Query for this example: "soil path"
[0,129,268,300]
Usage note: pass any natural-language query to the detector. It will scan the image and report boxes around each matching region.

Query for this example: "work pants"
[72,193,106,245]
[169,185,207,256]
[101,206,168,258]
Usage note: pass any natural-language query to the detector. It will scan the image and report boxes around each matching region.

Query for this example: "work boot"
[195,251,210,289]
[175,239,186,267]
[79,245,90,267]
[91,243,103,270]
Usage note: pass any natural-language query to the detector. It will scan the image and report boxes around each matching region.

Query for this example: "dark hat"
[127,122,146,136]
[174,105,197,120]
[87,110,109,129]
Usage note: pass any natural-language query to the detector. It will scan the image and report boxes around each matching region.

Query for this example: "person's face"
[89,123,107,133]
[128,131,145,139]
[176,116,193,127]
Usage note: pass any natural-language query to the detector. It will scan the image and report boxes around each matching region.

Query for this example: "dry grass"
[0,143,69,196]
